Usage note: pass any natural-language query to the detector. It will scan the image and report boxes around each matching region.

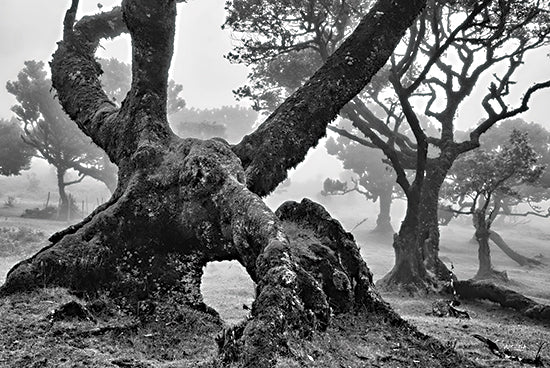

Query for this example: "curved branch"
[51,5,127,161]
[51,1,176,166]
[232,0,427,196]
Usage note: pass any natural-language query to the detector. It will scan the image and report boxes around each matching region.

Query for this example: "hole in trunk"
[201,260,255,325]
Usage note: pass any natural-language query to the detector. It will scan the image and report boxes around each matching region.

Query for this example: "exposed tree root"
[455,280,550,323]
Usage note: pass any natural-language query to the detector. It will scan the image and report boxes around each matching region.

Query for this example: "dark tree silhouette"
[99,57,186,115]
[0,0,432,365]
[0,118,35,176]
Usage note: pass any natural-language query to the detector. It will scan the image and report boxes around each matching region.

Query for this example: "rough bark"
[419,160,454,281]
[455,280,550,322]
[376,194,432,292]
[1,0,428,366]
[232,0,428,196]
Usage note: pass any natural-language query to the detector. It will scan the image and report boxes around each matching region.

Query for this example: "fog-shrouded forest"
[0,0,550,367]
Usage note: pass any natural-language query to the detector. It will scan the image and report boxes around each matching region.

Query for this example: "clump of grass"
[0,226,46,257]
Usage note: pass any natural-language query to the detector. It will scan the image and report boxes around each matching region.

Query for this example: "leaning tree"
[442,129,546,280]
[224,0,550,291]
[0,0,434,366]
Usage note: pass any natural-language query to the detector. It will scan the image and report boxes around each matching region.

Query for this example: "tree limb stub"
[232,0,427,196]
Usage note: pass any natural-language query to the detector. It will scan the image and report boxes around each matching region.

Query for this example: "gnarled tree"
[0,0,432,366]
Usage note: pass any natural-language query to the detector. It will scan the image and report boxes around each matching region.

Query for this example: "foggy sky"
[1,1,549,129]
[0,0,250,118]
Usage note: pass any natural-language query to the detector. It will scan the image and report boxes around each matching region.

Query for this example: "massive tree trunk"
[377,190,431,291]
[0,0,428,365]
[418,160,453,281]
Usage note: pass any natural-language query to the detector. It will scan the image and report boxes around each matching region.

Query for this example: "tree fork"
[2,0,430,366]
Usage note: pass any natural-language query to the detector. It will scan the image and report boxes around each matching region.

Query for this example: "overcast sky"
[0,0,250,119]
[0,1,548,128]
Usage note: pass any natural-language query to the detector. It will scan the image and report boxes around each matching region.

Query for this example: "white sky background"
[1,1,548,126]
[0,1,549,189]
[0,0,250,116]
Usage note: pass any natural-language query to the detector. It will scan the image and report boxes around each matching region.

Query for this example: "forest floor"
[0,204,549,367]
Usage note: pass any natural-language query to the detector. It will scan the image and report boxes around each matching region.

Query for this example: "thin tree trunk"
[418,161,453,281]
[473,212,507,281]
[377,191,430,291]
[56,167,69,221]
[489,230,543,267]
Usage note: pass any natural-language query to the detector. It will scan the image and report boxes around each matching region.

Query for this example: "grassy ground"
[0,206,549,367]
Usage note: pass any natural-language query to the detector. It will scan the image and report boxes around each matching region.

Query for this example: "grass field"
[0,202,549,367]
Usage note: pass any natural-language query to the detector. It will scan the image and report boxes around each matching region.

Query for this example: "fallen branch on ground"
[473,334,545,366]
[455,280,550,322]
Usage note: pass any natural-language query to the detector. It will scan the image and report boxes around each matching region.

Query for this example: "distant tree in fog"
[6,60,117,220]
[322,130,399,235]
[442,130,546,280]
[99,58,186,114]
[170,105,258,144]
[225,0,550,291]
[479,119,550,221]
[0,117,35,176]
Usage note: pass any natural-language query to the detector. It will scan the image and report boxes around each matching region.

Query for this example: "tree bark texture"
[1,0,427,366]
[418,160,453,281]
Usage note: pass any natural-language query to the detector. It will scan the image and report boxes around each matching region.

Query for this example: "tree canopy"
[0,117,34,176]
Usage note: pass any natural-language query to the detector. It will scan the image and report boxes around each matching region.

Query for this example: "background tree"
[479,118,550,224]
[0,0,434,366]
[6,60,117,219]
[224,0,550,291]
[323,129,399,235]
[170,105,258,143]
[442,130,546,280]
[99,57,186,115]
[0,117,35,176]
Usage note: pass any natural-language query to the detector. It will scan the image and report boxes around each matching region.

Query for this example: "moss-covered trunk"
[0,0,428,366]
